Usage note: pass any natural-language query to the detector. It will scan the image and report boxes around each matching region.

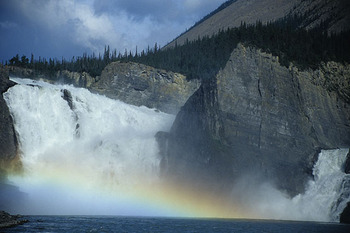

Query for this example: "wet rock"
[62,89,75,110]
[340,202,350,224]
[0,67,18,165]
[0,211,28,228]
[345,150,350,174]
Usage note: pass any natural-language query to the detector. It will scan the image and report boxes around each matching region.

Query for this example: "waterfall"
[231,148,350,222]
[2,78,350,220]
[3,78,175,215]
[293,149,350,222]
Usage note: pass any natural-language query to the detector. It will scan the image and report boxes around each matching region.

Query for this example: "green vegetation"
[7,46,117,78]
[130,15,350,80]
[6,14,350,81]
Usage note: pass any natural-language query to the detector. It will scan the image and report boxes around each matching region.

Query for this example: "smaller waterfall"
[231,148,350,222]
[299,149,350,222]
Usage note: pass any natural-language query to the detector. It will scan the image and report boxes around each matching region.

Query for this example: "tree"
[9,54,20,66]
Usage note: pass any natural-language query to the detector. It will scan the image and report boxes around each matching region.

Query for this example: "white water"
[294,149,350,222]
[3,78,350,221]
[232,148,350,222]
[3,78,175,215]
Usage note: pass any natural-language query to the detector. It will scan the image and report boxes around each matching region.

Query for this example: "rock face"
[56,70,96,88]
[161,44,350,196]
[159,78,232,192]
[8,66,96,88]
[340,202,350,224]
[0,67,18,169]
[90,61,200,114]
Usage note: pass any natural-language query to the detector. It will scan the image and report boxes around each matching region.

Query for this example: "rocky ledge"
[0,211,28,228]
[89,61,200,114]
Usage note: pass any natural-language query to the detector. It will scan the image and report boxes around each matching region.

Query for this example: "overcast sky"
[0,0,227,63]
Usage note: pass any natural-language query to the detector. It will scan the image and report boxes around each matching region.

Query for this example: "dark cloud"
[93,0,177,21]
[93,0,226,24]
[0,0,227,62]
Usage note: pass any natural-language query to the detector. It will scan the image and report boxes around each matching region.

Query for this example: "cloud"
[0,0,227,61]
[16,0,117,53]
[0,21,18,29]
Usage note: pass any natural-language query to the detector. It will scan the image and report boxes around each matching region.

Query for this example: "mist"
[231,149,350,222]
[2,78,349,221]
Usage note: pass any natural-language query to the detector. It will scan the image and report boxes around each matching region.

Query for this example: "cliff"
[160,44,350,196]
[89,62,200,114]
[0,67,18,167]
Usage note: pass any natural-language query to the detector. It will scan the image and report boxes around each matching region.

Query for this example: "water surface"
[6,216,350,233]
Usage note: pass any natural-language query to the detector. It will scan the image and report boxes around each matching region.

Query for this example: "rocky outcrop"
[161,44,350,196]
[56,70,96,88]
[90,61,200,114]
[0,211,27,228]
[8,66,96,88]
[0,67,18,171]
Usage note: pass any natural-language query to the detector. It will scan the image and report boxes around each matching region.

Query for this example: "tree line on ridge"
[5,14,350,81]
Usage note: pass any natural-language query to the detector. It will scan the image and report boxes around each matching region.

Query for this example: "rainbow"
[8,162,249,218]
[5,78,249,219]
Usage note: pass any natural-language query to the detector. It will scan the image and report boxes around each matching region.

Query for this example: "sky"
[0,0,227,63]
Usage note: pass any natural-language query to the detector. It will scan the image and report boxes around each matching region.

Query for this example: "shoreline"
[0,211,28,228]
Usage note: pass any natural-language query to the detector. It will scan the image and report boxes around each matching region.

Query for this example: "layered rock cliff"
[160,44,350,196]
[89,62,200,114]
[0,67,18,173]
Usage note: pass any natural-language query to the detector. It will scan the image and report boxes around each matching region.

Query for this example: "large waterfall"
[3,78,350,221]
[3,78,176,216]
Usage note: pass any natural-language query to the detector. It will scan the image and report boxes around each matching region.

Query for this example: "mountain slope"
[165,0,350,49]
